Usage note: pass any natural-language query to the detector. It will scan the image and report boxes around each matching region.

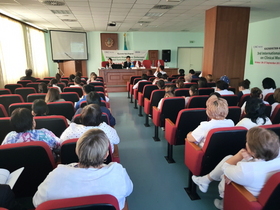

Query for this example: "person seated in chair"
[156,80,165,90]
[20,69,36,82]
[153,65,166,77]
[1,108,61,150]
[184,84,199,107]
[38,82,48,93]
[175,79,185,89]
[33,129,133,210]
[215,80,234,96]
[105,58,114,69]
[184,74,192,84]
[237,79,251,101]
[48,79,61,93]
[189,69,198,79]
[157,85,175,110]
[187,97,234,148]
[61,104,119,152]
[32,99,48,116]
[191,126,280,210]
[87,72,98,84]
[236,98,272,129]
[45,88,65,103]
[262,77,276,99]
[123,56,132,68]
[133,74,148,89]
[70,77,82,87]
[198,77,208,88]
[73,91,116,127]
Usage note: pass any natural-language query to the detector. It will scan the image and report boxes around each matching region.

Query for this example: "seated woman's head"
[90,72,97,81]
[198,77,207,88]
[49,78,58,86]
[175,79,185,88]
[216,80,228,90]
[164,85,175,94]
[10,108,34,133]
[184,74,192,83]
[239,79,250,91]
[262,77,276,89]
[69,74,75,82]
[141,74,148,80]
[179,69,185,76]
[273,88,280,103]
[189,85,199,96]
[245,98,267,124]
[80,104,102,126]
[74,76,82,85]
[45,88,61,103]
[76,128,109,168]
[246,127,279,161]
[38,82,47,93]
[32,99,48,116]
[156,72,162,79]
[206,97,228,120]
[206,74,213,82]
[156,80,165,89]
[250,87,263,99]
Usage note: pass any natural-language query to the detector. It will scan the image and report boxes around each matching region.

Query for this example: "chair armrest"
[152,106,161,126]
[165,118,177,145]
[144,98,151,114]
[130,84,134,94]
[231,183,257,202]
[185,140,204,175]
[138,92,144,106]
[126,82,130,91]
[112,145,120,163]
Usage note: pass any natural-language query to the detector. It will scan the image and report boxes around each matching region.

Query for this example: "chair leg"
[130,93,133,103]
[134,99,138,109]
[184,170,201,200]
[153,126,160,141]
[144,114,150,127]
[127,90,130,98]
[165,143,175,163]
[138,106,143,116]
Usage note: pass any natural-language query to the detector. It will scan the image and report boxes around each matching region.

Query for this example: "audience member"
[236,98,272,129]
[271,88,280,115]
[184,74,192,84]
[146,69,153,76]
[156,80,165,89]
[70,77,82,87]
[55,73,61,83]
[38,82,48,93]
[206,74,213,82]
[162,74,168,82]
[74,92,116,126]
[154,65,166,77]
[192,127,280,210]
[1,108,60,150]
[69,74,75,82]
[87,72,98,84]
[33,128,133,209]
[185,84,199,107]
[133,74,148,89]
[61,104,119,152]
[189,69,198,78]
[262,77,276,98]
[179,69,185,76]
[237,79,251,101]
[215,80,234,95]
[220,75,230,85]
[20,69,36,82]
[157,85,175,110]
[198,77,208,88]
[45,88,65,103]
[187,97,234,147]
[48,79,61,93]
[175,79,185,89]
[32,99,48,116]
[152,72,162,85]
[75,84,95,110]
[76,71,82,78]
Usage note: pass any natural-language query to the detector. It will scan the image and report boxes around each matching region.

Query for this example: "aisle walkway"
[109,92,219,210]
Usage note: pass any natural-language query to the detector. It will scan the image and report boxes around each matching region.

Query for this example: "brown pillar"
[202,6,250,89]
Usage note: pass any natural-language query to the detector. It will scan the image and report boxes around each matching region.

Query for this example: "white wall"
[244,17,280,89]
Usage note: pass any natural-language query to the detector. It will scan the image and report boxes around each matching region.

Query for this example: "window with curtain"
[0,14,49,88]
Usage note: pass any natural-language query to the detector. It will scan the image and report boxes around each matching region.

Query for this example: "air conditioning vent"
[40,0,65,6]
[153,5,174,9]
[51,10,71,14]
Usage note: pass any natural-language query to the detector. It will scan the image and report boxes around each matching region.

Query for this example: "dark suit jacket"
[123,61,131,68]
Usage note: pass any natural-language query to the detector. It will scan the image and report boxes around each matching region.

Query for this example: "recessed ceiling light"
[145,12,164,17]
[40,0,65,6]
[153,5,174,9]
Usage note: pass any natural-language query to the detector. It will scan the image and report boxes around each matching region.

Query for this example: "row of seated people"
[0,74,130,209]
[127,74,280,209]
[101,59,165,69]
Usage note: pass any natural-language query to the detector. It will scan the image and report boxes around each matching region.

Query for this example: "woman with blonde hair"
[192,127,280,209]
[87,72,98,84]
[187,97,234,147]
[33,129,133,209]
[45,88,65,103]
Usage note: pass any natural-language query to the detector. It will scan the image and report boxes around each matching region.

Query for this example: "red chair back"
[0,94,24,111]
[143,60,152,68]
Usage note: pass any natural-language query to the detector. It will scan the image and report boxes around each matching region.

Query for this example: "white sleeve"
[122,168,133,197]
[154,72,158,77]
[191,123,207,144]
[222,162,251,186]
[157,99,163,110]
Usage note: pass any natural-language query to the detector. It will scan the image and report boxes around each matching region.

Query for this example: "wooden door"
[148,50,158,67]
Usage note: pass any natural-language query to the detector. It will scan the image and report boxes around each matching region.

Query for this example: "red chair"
[198,88,214,95]
[8,102,33,116]
[185,127,247,200]
[175,88,190,97]
[152,97,185,141]
[138,84,158,117]
[61,79,69,86]
[221,94,238,106]
[0,141,55,198]
[224,172,280,210]
[34,115,68,137]
[238,93,250,107]
[36,79,50,84]
[143,60,152,68]
[89,81,104,87]
[0,94,24,112]
[0,104,8,117]
[184,82,197,88]
[17,80,32,87]
[27,93,47,102]
[165,108,207,163]
[44,77,55,80]
[0,117,12,144]
[63,87,83,97]
[186,95,208,108]
[47,101,75,120]
[15,87,36,102]
[270,104,280,124]
[228,87,236,94]
[0,89,12,95]
[207,82,216,87]
[4,84,23,94]
[264,92,275,104]
[101,61,109,67]
[127,76,141,98]
[129,78,141,103]
[143,89,165,127]
[227,106,241,124]
[36,194,120,210]
[133,81,152,109]
[155,59,164,67]
[60,92,80,103]
[26,82,41,92]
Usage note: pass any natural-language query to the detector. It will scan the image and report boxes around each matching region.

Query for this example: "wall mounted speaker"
[162,49,171,62]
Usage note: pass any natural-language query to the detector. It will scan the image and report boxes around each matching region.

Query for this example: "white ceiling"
[0,0,280,32]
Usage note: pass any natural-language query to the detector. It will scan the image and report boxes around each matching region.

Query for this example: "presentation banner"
[250,46,280,65]
[102,50,148,63]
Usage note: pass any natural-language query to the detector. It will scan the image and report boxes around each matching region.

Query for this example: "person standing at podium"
[123,56,132,68]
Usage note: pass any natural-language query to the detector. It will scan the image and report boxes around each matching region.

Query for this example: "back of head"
[76,128,109,168]
[189,69,195,75]
[206,74,213,82]
[147,70,153,76]
[239,79,250,89]
[90,72,97,81]
[165,85,175,94]
[179,69,185,76]
[49,78,58,86]
[190,84,199,96]
[83,84,95,94]
[69,74,75,82]
[184,74,192,82]
[246,127,280,161]
[55,73,61,81]
[25,69,32,77]
[74,76,81,85]
[245,98,267,124]
[80,104,102,126]
[157,80,165,89]
[262,77,276,89]
[86,91,101,106]
[38,82,47,93]
[10,108,33,133]
[159,65,164,71]
[157,72,162,78]
[206,97,228,120]
[141,74,148,80]
[76,71,82,77]
[32,99,48,116]
[162,74,168,80]
[198,77,207,88]
[45,88,60,103]
[216,80,228,90]
[273,88,280,103]
[220,75,230,85]
[176,79,184,88]
[250,87,262,98]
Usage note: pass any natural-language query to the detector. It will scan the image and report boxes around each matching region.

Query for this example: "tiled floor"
[110,92,220,210]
